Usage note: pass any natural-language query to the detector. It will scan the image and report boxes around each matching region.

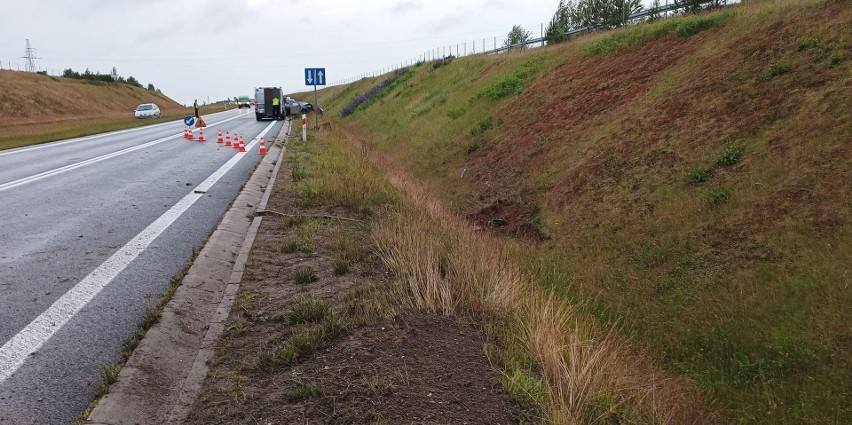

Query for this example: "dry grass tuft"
[371,164,710,423]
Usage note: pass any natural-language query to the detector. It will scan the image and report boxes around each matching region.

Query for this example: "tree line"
[61,66,162,94]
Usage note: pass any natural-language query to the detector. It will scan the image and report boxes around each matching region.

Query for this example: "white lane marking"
[0,113,245,193]
[0,110,236,158]
[0,121,277,384]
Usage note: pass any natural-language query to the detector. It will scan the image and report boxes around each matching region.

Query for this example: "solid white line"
[0,120,277,384]
[0,112,245,193]
[0,110,235,158]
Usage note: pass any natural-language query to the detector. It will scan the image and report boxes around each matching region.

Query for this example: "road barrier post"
[301,114,307,142]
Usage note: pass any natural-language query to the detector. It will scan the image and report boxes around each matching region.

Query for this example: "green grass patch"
[446,107,466,119]
[280,239,307,253]
[477,58,544,100]
[287,296,332,324]
[256,312,350,369]
[585,12,731,56]
[685,167,711,185]
[332,254,350,275]
[716,145,744,167]
[765,59,792,79]
[285,382,325,401]
[291,162,308,181]
[293,266,318,284]
[466,142,481,154]
[704,185,731,206]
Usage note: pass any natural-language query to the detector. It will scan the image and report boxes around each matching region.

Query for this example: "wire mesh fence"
[332,0,740,86]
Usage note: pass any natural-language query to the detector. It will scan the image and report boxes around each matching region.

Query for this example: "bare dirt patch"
[258,313,518,424]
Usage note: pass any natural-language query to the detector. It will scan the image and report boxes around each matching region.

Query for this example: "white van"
[254,87,284,121]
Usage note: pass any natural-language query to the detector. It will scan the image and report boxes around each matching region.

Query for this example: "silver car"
[134,103,161,119]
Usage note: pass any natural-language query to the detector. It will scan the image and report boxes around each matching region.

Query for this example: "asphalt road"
[0,109,285,424]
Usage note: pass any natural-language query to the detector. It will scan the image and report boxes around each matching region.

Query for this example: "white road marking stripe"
[0,121,277,384]
[0,113,246,193]
[0,110,236,158]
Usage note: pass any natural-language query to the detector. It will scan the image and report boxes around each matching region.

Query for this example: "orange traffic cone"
[258,137,267,155]
[198,128,206,142]
[238,136,247,153]
[225,131,232,147]
[233,135,240,150]
[217,129,224,144]
[185,126,194,140]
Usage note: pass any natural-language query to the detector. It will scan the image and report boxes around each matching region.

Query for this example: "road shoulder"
[87,121,292,424]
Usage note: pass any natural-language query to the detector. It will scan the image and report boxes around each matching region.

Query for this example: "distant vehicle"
[237,96,251,109]
[292,101,323,116]
[134,103,160,119]
[284,98,305,117]
[254,87,285,121]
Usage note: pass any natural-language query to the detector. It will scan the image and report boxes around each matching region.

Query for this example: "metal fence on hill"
[332,0,740,86]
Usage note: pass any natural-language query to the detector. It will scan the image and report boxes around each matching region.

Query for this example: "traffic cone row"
[186,127,268,155]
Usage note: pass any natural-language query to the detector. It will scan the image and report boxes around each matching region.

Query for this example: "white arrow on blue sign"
[304,68,326,86]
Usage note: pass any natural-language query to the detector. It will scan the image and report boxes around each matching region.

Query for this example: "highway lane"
[0,109,239,191]
[0,109,285,423]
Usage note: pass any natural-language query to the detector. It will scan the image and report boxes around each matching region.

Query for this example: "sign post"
[304,67,326,130]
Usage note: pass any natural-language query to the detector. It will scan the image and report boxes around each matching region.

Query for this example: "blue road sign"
[304,68,326,86]
[184,116,195,126]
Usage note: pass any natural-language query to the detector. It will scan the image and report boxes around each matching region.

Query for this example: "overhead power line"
[21,39,40,72]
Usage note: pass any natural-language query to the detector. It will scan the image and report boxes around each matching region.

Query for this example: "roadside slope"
[0,70,219,150]
[316,0,851,421]
[0,69,183,126]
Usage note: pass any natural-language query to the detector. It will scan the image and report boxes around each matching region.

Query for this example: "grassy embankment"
[0,69,234,151]
[303,0,850,422]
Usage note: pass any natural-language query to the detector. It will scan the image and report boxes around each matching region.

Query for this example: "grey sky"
[0,0,653,105]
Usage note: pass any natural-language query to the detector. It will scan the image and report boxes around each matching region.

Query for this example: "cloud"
[390,0,425,14]
[427,10,472,33]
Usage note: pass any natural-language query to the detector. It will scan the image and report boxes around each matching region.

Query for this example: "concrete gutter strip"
[88,120,292,425]
[165,120,292,423]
